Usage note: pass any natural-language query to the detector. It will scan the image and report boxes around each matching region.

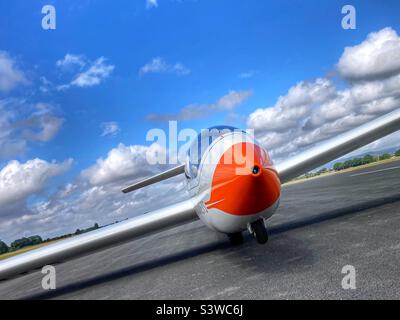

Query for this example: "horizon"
[1,1,400,243]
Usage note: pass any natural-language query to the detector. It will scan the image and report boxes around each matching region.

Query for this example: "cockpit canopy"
[185,125,245,179]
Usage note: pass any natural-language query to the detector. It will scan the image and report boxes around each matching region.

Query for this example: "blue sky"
[1,0,400,242]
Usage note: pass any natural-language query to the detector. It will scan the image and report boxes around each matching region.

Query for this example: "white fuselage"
[185,130,281,234]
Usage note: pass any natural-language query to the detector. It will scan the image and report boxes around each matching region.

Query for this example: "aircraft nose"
[205,142,281,216]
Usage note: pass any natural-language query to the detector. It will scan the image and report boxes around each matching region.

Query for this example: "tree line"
[0,223,99,255]
[293,149,400,181]
[333,149,400,171]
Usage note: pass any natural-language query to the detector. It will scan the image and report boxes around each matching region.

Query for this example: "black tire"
[251,219,268,244]
[228,232,244,245]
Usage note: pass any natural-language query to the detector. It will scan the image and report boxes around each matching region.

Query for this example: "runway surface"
[1,159,400,300]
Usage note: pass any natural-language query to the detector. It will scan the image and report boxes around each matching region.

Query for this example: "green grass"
[285,156,400,186]
[0,241,59,261]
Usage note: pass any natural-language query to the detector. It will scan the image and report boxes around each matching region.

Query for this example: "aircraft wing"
[276,108,400,184]
[0,199,197,280]
[1,108,400,280]
[122,164,185,193]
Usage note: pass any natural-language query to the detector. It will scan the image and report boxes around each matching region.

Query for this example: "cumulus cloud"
[58,56,114,90]
[248,79,335,133]
[101,121,120,137]
[247,27,400,161]
[338,27,400,81]
[147,90,253,122]
[0,99,64,158]
[0,174,187,244]
[0,51,27,92]
[0,158,72,211]
[0,144,185,243]
[139,57,190,76]
[81,143,166,186]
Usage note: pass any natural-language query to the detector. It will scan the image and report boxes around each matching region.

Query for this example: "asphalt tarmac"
[1,159,400,300]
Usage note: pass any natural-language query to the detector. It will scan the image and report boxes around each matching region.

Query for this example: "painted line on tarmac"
[350,165,400,177]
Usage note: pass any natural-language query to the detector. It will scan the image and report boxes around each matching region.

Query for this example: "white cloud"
[172,62,191,75]
[0,158,72,209]
[0,174,187,244]
[20,103,64,142]
[248,77,400,160]
[0,145,185,243]
[216,90,253,110]
[248,78,335,133]
[140,57,167,74]
[58,56,114,90]
[139,57,190,76]
[101,121,120,137]
[81,143,166,186]
[23,115,64,142]
[247,28,400,161]
[146,0,158,9]
[0,99,64,158]
[56,53,86,71]
[338,27,400,81]
[0,51,27,92]
[147,90,253,121]
[71,57,114,87]
[39,76,53,93]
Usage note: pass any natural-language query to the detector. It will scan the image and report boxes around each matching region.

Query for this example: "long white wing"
[0,199,197,280]
[276,108,400,183]
[2,108,400,280]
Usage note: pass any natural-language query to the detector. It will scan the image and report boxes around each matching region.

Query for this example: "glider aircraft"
[1,108,400,280]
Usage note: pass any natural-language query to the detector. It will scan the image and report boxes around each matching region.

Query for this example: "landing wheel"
[251,219,268,244]
[228,232,244,245]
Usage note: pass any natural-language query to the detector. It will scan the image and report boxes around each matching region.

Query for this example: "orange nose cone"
[205,142,281,216]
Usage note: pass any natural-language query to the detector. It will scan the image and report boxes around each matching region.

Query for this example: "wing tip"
[121,164,185,195]
[121,187,132,194]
